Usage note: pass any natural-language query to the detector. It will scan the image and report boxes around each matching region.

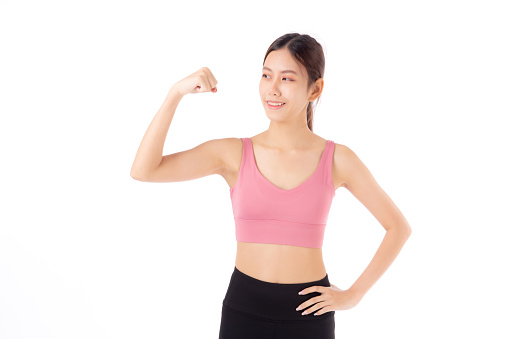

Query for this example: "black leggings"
[219,266,335,339]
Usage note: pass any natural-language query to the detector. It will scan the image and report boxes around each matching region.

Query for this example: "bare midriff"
[235,241,327,284]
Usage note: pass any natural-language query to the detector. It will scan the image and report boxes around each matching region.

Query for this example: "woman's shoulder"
[331,141,356,165]
[331,141,371,189]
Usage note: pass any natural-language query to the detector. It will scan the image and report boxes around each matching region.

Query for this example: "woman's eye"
[262,74,292,81]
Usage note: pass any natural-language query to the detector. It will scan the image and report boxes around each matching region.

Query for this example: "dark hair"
[263,33,325,132]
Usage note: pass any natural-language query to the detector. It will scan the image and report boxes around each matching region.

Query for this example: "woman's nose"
[269,82,281,96]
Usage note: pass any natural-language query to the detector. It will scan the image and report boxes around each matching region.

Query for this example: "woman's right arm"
[130,67,223,183]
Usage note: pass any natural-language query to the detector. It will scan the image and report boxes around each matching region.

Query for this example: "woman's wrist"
[169,85,185,99]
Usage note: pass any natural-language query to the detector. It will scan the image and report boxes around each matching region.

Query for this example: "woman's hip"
[222,265,335,322]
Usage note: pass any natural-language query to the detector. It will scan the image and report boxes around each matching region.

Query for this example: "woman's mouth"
[267,101,286,110]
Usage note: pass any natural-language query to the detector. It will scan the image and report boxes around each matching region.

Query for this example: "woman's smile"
[267,101,286,109]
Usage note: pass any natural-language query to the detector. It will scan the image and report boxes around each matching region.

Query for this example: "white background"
[1,0,508,338]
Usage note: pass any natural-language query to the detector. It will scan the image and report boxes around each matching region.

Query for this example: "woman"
[130,33,412,339]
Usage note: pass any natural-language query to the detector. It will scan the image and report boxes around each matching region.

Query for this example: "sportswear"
[219,266,335,338]
[230,138,336,248]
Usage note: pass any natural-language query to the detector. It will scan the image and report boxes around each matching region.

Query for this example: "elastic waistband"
[222,266,334,321]
[233,266,329,288]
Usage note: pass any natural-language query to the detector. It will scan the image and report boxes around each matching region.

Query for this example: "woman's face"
[259,48,316,124]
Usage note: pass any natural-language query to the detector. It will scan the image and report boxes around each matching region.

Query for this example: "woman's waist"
[222,265,333,321]
[235,242,326,284]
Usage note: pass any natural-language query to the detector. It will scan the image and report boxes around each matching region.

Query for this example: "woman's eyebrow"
[262,66,298,75]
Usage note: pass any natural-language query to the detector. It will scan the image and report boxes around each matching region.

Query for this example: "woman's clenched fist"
[172,67,218,96]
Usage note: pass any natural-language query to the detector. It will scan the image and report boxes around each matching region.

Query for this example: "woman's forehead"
[264,50,304,76]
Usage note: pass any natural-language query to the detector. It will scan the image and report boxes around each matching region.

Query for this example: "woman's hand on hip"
[295,284,363,316]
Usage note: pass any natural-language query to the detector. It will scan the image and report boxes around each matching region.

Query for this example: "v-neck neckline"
[247,138,329,192]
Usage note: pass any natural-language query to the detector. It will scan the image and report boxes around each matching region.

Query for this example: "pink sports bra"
[230,138,336,248]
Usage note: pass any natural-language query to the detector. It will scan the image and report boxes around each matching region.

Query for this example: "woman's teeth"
[268,102,285,107]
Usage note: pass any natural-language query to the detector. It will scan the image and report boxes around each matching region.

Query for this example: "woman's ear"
[309,78,324,102]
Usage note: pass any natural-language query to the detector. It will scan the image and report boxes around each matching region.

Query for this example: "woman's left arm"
[340,145,412,296]
[339,144,412,299]
[297,144,412,314]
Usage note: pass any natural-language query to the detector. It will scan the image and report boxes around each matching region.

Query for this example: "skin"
[234,48,330,284]
[131,48,412,317]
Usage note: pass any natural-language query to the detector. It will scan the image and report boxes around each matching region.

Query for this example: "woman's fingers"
[171,67,218,95]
